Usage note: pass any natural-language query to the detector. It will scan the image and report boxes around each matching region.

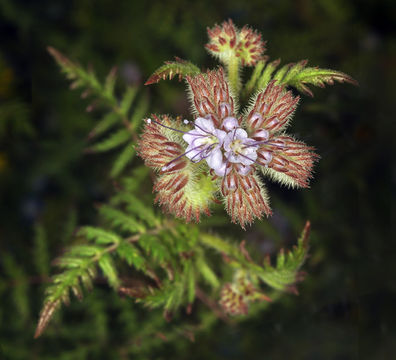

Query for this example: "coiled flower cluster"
[138,67,318,228]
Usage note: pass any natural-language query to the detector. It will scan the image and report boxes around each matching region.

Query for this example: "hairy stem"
[226,56,241,95]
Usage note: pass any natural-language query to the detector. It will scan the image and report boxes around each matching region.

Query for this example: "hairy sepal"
[259,135,320,188]
[244,81,299,134]
[221,170,272,229]
[137,115,216,222]
[185,68,237,128]
[137,115,188,172]
[154,168,216,222]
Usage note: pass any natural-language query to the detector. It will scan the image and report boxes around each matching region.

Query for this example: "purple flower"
[182,117,227,176]
[223,128,258,171]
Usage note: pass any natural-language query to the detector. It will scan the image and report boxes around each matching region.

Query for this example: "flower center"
[203,135,218,145]
[229,139,243,155]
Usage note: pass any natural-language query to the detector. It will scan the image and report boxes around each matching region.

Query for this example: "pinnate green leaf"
[116,242,146,270]
[99,205,145,233]
[279,63,358,96]
[258,221,311,291]
[110,143,136,178]
[145,58,200,85]
[78,226,121,245]
[247,58,357,97]
[98,254,119,289]
[87,128,130,153]
[120,86,138,116]
[88,112,119,139]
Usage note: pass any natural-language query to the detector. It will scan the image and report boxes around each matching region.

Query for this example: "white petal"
[253,129,269,141]
[185,144,203,161]
[214,129,227,145]
[244,146,258,157]
[214,162,230,177]
[239,152,257,166]
[223,133,234,152]
[206,148,224,170]
[234,128,248,140]
[192,136,210,147]
[194,117,215,133]
[183,131,203,145]
[222,116,239,131]
[260,151,273,164]
[224,150,240,163]
[237,164,252,176]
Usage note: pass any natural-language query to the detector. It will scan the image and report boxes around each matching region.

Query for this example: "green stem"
[243,59,266,98]
[227,57,241,95]
[199,233,290,290]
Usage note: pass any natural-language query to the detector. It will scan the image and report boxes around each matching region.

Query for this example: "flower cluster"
[219,271,271,315]
[206,19,265,67]
[138,68,318,228]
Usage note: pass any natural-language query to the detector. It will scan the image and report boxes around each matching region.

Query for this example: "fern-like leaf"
[99,205,146,233]
[98,254,119,288]
[86,129,130,153]
[87,112,119,139]
[34,300,61,339]
[77,226,121,245]
[116,242,146,270]
[119,86,138,116]
[145,58,201,85]
[258,221,310,292]
[246,58,357,97]
[34,256,97,338]
[276,61,358,97]
[48,47,109,103]
[110,143,136,178]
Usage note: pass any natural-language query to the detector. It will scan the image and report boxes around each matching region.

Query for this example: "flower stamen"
[162,144,204,171]
[146,117,186,134]
[190,143,219,162]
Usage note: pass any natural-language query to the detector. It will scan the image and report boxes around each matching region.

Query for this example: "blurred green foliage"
[0,0,394,359]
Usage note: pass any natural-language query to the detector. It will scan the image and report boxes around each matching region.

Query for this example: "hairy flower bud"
[219,271,271,315]
[236,25,266,66]
[206,19,266,67]
[137,115,216,222]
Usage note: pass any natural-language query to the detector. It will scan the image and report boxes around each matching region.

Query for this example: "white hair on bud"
[146,118,152,123]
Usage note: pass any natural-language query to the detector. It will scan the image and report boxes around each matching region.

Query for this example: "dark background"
[0,0,394,359]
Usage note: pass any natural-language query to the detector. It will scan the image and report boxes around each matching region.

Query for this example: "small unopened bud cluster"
[236,26,266,66]
[219,283,249,316]
[219,272,270,316]
[206,19,265,67]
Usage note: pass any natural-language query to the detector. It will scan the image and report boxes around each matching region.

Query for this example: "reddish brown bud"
[186,68,235,126]
[219,272,271,316]
[222,170,271,229]
[246,81,299,133]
